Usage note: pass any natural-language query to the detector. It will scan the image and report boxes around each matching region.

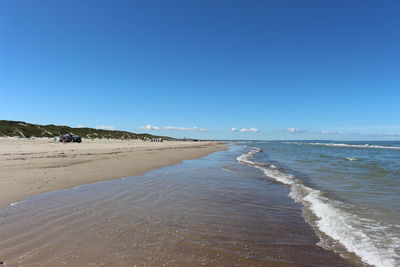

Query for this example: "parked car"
[60,134,72,143]
[60,134,82,143]
[72,135,82,143]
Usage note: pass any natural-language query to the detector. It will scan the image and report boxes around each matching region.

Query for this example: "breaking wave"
[237,147,400,267]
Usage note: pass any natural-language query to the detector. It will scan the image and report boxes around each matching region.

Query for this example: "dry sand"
[0,137,226,210]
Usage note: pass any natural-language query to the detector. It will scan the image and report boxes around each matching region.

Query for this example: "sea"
[0,141,399,266]
[236,140,400,267]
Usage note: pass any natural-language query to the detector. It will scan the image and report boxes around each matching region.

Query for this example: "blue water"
[236,141,400,267]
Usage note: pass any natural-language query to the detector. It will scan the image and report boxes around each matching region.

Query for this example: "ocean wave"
[285,142,400,150]
[236,147,262,165]
[345,157,358,161]
[237,147,400,267]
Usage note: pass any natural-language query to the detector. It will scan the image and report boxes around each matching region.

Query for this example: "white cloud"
[139,125,208,132]
[139,124,160,130]
[287,128,305,133]
[95,125,116,130]
[230,127,260,133]
[76,125,86,128]
[240,128,260,133]
[163,126,208,132]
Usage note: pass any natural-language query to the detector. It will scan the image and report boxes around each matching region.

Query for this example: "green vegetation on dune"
[0,120,177,140]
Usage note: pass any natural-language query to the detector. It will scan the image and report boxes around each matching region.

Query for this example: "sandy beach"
[0,144,352,266]
[0,137,226,210]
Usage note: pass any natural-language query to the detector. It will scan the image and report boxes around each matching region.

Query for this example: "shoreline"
[0,137,226,210]
[0,143,352,266]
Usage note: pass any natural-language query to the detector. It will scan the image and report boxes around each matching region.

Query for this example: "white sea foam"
[254,165,295,185]
[236,147,261,165]
[345,157,358,161]
[285,142,400,150]
[302,189,399,267]
[237,147,400,267]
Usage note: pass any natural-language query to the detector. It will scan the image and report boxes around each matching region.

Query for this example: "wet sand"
[0,146,352,266]
[0,137,226,209]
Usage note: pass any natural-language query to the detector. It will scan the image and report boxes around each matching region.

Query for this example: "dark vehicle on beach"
[60,134,72,142]
[60,134,81,143]
[72,135,82,143]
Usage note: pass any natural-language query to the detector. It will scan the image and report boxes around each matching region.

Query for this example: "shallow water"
[0,146,350,266]
[237,141,400,267]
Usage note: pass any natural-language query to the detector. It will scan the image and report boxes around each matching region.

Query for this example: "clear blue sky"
[1,0,399,140]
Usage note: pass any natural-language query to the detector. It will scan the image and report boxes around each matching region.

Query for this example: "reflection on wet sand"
[0,149,351,266]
